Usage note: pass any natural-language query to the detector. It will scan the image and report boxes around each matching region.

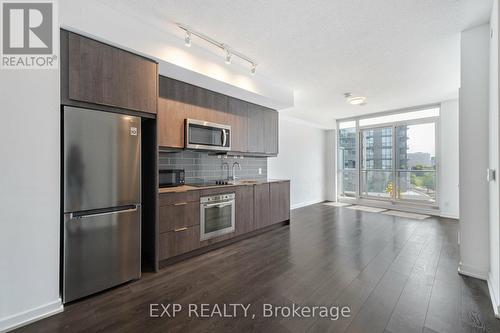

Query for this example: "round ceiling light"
[344,93,367,106]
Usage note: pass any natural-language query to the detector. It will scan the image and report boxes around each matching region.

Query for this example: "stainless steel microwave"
[185,119,231,151]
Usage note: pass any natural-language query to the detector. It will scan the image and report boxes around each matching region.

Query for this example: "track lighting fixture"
[224,47,232,64]
[184,31,191,47]
[177,23,257,75]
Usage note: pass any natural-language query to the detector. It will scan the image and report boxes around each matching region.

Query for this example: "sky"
[406,123,435,155]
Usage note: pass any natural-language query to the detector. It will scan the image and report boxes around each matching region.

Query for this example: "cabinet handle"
[173,202,188,206]
[174,227,188,232]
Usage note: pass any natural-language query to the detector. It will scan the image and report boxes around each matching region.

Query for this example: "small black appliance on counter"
[159,169,185,188]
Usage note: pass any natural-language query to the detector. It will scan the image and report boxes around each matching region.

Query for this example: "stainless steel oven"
[200,193,235,240]
[185,119,231,151]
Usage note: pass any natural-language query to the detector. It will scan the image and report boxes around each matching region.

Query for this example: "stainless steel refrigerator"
[63,106,141,303]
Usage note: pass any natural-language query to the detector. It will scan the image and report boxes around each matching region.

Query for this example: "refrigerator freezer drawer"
[63,206,141,303]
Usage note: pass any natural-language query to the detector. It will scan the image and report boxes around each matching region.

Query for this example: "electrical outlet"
[258,168,262,175]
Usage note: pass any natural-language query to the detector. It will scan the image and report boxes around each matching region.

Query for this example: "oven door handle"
[203,201,233,209]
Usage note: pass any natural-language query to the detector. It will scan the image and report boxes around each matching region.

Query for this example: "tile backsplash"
[159,151,267,182]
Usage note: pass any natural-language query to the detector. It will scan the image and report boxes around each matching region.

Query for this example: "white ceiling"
[104,0,492,127]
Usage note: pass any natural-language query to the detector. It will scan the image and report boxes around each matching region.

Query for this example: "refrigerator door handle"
[222,129,227,147]
[69,205,139,220]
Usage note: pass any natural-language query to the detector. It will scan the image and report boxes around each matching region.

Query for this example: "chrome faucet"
[222,162,230,180]
[231,162,241,181]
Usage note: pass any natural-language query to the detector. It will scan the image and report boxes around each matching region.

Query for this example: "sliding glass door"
[338,121,357,198]
[395,123,436,203]
[361,127,393,199]
[337,106,439,208]
[359,122,436,204]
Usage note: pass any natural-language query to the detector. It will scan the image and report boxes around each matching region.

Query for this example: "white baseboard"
[0,299,63,332]
[458,262,489,280]
[487,273,500,319]
[291,199,325,210]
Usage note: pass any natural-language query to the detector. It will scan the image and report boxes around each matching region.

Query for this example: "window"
[337,106,439,207]
[382,159,392,169]
[366,149,374,159]
[337,121,357,198]
[359,107,439,127]
[361,127,393,198]
[382,148,392,160]
[396,123,436,202]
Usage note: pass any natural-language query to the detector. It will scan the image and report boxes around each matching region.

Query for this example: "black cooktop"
[186,179,232,187]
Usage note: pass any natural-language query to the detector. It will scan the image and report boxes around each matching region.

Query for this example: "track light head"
[251,63,256,75]
[184,31,191,47]
[224,47,232,64]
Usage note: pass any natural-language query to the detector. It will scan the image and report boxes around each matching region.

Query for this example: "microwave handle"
[222,129,227,147]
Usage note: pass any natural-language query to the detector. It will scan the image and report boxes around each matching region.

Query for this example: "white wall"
[324,130,336,201]
[0,71,62,330]
[439,99,460,219]
[268,116,328,209]
[488,0,500,317]
[459,24,490,280]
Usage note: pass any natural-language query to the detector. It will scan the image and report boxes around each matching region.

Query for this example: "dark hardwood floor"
[16,204,499,333]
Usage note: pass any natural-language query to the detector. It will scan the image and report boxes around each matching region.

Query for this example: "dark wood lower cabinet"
[235,185,254,235]
[158,181,289,264]
[159,202,199,233]
[159,226,200,260]
[270,181,290,223]
[254,183,271,229]
[158,190,199,206]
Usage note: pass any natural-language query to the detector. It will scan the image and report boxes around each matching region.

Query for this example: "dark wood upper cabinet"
[254,183,271,229]
[157,76,279,155]
[158,77,192,148]
[212,92,229,124]
[192,86,213,121]
[227,98,249,153]
[270,181,290,224]
[264,109,279,155]
[67,32,157,114]
[247,104,266,153]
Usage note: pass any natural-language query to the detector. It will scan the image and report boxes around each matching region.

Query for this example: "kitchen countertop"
[158,179,289,194]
